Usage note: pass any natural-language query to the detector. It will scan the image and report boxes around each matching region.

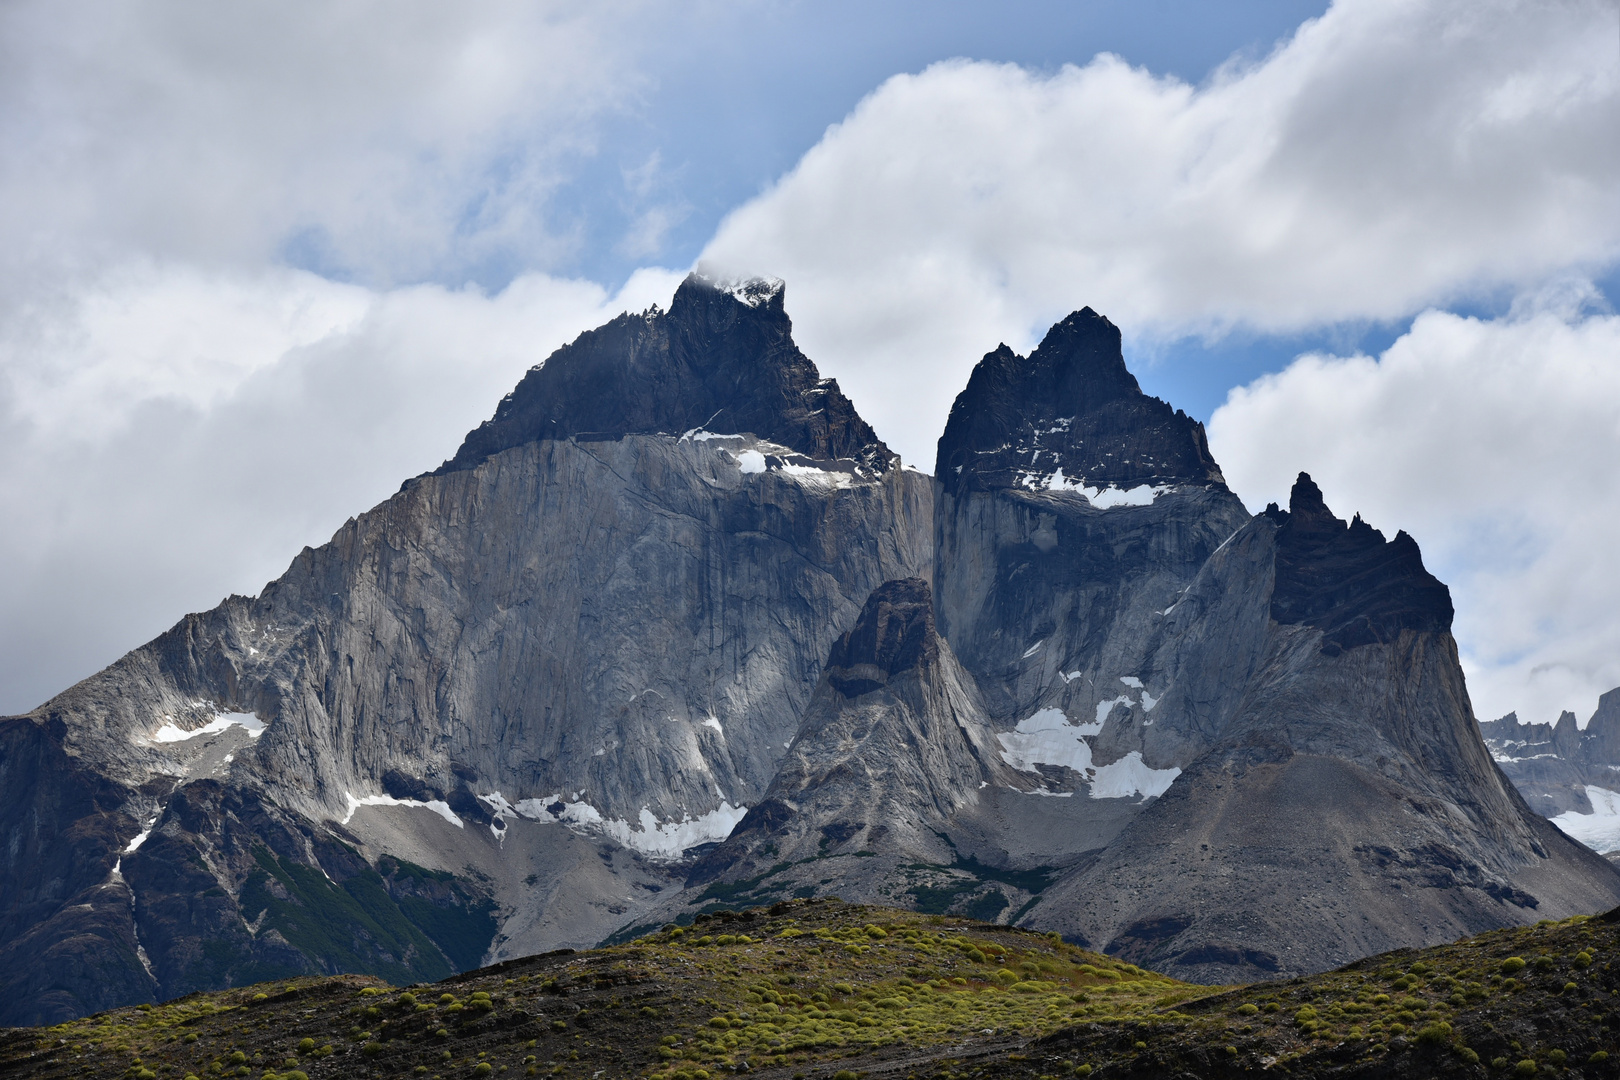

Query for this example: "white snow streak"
[1035,468,1169,507]
[151,710,264,742]
[341,791,464,828]
[509,793,747,859]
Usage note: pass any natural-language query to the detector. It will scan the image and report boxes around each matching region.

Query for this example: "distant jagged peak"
[935,306,1225,497]
[1265,471,1454,655]
[433,271,893,476]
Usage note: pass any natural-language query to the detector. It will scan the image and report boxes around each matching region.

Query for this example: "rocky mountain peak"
[824,578,938,696]
[1265,471,1454,655]
[935,306,1224,495]
[434,271,892,476]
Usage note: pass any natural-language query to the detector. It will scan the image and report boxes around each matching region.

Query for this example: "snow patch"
[152,710,265,743]
[681,429,743,443]
[1550,785,1620,854]
[735,449,767,474]
[726,277,784,307]
[776,461,856,488]
[1022,640,1045,659]
[506,794,746,858]
[997,708,1179,800]
[997,708,1098,774]
[1088,752,1181,800]
[702,716,724,735]
[1119,676,1142,688]
[124,829,152,854]
[1038,468,1169,507]
[1059,670,1083,684]
[342,791,464,829]
[1141,691,1159,712]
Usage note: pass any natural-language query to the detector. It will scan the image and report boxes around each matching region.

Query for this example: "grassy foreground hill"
[4,899,1620,1080]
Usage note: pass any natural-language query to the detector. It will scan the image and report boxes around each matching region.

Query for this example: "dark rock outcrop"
[936,307,1222,496]
[1266,472,1453,655]
[436,274,892,476]
[683,578,1017,893]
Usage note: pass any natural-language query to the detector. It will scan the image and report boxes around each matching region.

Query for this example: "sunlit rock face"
[0,273,931,1025]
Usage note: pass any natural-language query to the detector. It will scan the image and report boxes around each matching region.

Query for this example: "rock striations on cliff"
[4,277,1618,1026]
[0,273,931,1025]
[668,306,1620,981]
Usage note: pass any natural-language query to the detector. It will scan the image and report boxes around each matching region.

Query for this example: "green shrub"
[1414,1022,1452,1045]
[473,1065,493,1078]
[1576,951,1594,968]
[1563,982,1579,994]
[1237,1004,1258,1016]
[1074,1068,1092,1078]
[833,1071,859,1080]
[295,1040,314,1055]
[361,1043,384,1057]
[1548,1050,1567,1065]
[1514,1061,1538,1078]
[1455,1047,1479,1065]
[1591,1051,1609,1064]
[399,993,416,1007]
[1500,957,1527,975]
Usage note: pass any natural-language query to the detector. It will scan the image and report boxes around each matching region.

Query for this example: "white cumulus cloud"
[0,264,683,714]
[701,0,1620,469]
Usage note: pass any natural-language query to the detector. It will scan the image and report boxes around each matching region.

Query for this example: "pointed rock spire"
[935,306,1224,495]
[1268,472,1453,654]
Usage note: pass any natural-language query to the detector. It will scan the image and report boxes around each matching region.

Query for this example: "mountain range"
[3,273,1615,1027]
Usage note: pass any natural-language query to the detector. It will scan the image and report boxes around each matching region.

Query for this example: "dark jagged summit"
[1265,472,1453,654]
[435,272,893,475]
[823,577,939,696]
[935,306,1224,495]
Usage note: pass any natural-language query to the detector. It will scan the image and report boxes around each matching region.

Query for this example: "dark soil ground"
[4,899,1619,1080]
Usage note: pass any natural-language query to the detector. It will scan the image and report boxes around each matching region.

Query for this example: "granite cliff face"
[0,274,931,1025]
[661,311,1620,982]
[1026,474,1616,982]
[6,282,1619,1024]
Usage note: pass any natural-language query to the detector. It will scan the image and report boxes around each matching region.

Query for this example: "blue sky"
[0,0,1617,725]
